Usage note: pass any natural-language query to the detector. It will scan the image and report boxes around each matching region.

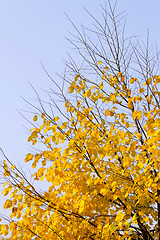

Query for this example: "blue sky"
[0,0,160,166]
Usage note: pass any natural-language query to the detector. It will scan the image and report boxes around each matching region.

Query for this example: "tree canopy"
[0,2,160,240]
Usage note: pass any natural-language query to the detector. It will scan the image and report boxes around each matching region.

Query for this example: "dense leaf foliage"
[0,3,160,240]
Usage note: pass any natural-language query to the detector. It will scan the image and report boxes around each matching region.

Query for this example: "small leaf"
[33,115,38,121]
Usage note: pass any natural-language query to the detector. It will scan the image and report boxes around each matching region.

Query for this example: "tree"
[0,2,160,239]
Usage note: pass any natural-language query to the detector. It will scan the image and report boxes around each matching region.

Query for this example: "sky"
[0,0,160,212]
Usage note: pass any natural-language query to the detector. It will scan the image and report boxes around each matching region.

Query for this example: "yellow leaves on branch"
[117,72,122,78]
[142,78,152,85]
[3,160,10,177]
[1,71,160,240]
[154,75,160,86]
[132,110,142,120]
[83,88,91,98]
[75,75,80,81]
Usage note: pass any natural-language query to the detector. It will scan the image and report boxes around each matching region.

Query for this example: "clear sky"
[0,0,160,172]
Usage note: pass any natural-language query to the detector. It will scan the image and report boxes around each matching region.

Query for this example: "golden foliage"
[1,3,160,240]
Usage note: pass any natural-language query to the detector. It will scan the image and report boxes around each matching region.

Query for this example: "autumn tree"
[0,2,160,239]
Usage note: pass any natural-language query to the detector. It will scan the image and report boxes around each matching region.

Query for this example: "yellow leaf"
[79,201,84,214]
[105,66,109,70]
[121,76,125,82]
[68,86,74,93]
[33,115,38,121]
[102,74,105,80]
[100,188,107,195]
[10,165,16,170]
[3,182,9,188]
[41,112,45,119]
[132,214,137,224]
[54,116,59,122]
[132,110,142,120]
[105,109,110,116]
[24,153,33,162]
[138,161,143,169]
[139,88,144,93]
[109,111,114,116]
[146,78,152,84]
[4,199,12,209]
[37,167,46,178]
[84,89,91,98]
[65,101,69,108]
[99,82,103,89]
[117,72,122,78]
[115,210,124,222]
[130,78,135,84]
[75,75,80,81]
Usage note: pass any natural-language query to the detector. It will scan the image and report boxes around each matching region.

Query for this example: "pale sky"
[0,0,160,171]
